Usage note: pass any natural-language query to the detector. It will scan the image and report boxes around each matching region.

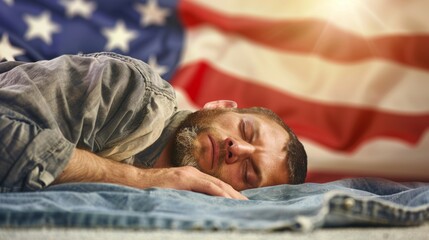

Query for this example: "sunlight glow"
[329,0,361,12]
[321,0,363,18]
[316,0,386,32]
[307,0,387,81]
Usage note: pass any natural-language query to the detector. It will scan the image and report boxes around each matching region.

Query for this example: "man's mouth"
[208,135,219,170]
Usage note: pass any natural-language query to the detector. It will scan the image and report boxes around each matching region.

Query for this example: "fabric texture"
[0,52,190,192]
[0,178,428,231]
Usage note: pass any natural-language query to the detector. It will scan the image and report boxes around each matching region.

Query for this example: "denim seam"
[328,193,429,226]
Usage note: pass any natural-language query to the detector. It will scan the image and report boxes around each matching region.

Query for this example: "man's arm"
[54,149,247,200]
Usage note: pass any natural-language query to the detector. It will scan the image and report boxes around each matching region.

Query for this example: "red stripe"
[306,171,429,183]
[171,62,429,152]
[179,1,429,72]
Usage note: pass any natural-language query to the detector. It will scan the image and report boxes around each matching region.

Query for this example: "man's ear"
[203,100,238,109]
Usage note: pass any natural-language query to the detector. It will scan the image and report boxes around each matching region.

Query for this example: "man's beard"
[173,126,199,168]
[170,108,229,171]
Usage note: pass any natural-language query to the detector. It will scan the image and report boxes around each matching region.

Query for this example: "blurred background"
[1,0,428,183]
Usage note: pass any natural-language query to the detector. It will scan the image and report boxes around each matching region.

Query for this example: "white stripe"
[181,27,429,114]
[304,130,429,180]
[187,0,429,37]
[175,87,198,111]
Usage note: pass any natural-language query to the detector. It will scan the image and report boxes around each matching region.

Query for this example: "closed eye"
[241,119,253,142]
[242,159,248,186]
[240,119,247,141]
[246,159,260,188]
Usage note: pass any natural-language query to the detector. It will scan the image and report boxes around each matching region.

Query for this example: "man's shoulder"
[75,52,177,102]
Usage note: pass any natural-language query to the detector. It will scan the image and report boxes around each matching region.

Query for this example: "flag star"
[4,0,14,6]
[148,55,168,76]
[102,20,138,53]
[0,33,24,61]
[61,0,96,19]
[135,0,170,26]
[24,11,61,45]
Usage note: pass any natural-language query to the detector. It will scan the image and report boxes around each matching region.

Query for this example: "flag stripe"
[306,171,429,183]
[303,130,429,181]
[176,1,429,182]
[171,61,429,152]
[180,0,429,72]
[184,0,429,36]
[180,26,429,113]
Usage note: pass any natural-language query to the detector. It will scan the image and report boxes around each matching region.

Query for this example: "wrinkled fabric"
[0,52,190,192]
[0,178,427,231]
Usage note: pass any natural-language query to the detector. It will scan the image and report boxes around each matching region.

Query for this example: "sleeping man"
[0,52,307,199]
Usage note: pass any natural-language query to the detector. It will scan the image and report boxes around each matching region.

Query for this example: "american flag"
[1,0,428,183]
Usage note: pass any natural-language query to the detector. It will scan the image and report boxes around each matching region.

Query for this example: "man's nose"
[224,137,254,164]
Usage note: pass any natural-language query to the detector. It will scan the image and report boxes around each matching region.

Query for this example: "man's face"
[172,109,290,191]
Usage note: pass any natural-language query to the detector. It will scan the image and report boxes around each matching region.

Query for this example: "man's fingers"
[189,179,233,199]
[149,167,248,200]
[209,177,248,200]
[195,172,248,200]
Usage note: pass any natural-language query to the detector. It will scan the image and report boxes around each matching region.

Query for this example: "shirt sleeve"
[0,52,178,192]
[0,108,74,192]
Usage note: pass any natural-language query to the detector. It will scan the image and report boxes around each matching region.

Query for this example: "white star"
[102,20,138,53]
[148,55,168,76]
[61,0,96,19]
[4,0,14,6]
[135,0,170,26]
[24,11,61,45]
[0,33,24,61]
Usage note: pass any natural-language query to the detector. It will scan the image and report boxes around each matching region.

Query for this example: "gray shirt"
[0,52,191,192]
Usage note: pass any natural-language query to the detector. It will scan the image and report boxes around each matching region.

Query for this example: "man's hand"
[139,166,247,200]
[54,149,247,200]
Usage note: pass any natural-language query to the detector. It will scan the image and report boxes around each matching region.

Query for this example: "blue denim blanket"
[0,178,428,231]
